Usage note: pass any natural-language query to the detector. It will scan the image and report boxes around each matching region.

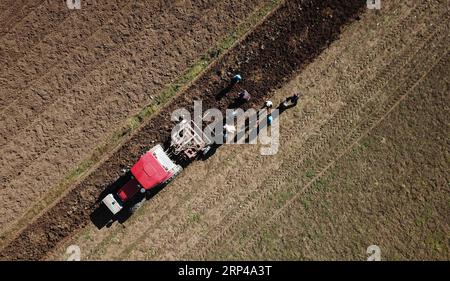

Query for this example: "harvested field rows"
[234,54,449,260]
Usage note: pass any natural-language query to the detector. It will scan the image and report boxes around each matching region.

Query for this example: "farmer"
[264,100,273,109]
[238,90,251,102]
[279,93,301,111]
[267,113,273,126]
[230,74,242,86]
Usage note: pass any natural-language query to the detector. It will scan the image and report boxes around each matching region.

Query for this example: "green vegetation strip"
[0,0,282,247]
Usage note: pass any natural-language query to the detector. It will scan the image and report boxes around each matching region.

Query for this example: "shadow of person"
[228,97,246,109]
[215,74,242,100]
[199,143,222,161]
[216,84,233,100]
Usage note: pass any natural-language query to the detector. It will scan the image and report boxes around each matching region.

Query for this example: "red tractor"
[102,120,212,215]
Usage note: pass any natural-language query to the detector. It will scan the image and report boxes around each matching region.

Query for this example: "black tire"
[202,145,212,156]
[201,144,217,160]
[106,220,114,228]
[129,199,145,214]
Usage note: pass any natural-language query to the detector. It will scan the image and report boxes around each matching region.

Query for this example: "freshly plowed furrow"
[0,0,365,260]
[180,5,450,260]
[199,18,450,260]
[0,0,265,236]
[0,0,265,237]
[0,0,130,105]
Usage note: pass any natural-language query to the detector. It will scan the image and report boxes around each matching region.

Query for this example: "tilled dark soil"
[0,0,365,260]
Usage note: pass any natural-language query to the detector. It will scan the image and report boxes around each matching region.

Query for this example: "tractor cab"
[102,144,181,215]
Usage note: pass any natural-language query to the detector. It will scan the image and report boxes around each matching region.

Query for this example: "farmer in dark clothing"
[229,89,251,109]
[279,93,301,111]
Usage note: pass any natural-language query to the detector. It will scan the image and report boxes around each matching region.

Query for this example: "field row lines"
[235,47,449,258]
[0,0,131,86]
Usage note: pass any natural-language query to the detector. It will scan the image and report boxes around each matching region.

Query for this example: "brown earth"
[48,0,449,260]
[0,0,48,38]
[0,0,365,260]
[0,0,270,242]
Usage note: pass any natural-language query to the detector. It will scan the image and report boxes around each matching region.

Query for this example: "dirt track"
[49,0,449,260]
[0,0,268,242]
[0,0,365,260]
